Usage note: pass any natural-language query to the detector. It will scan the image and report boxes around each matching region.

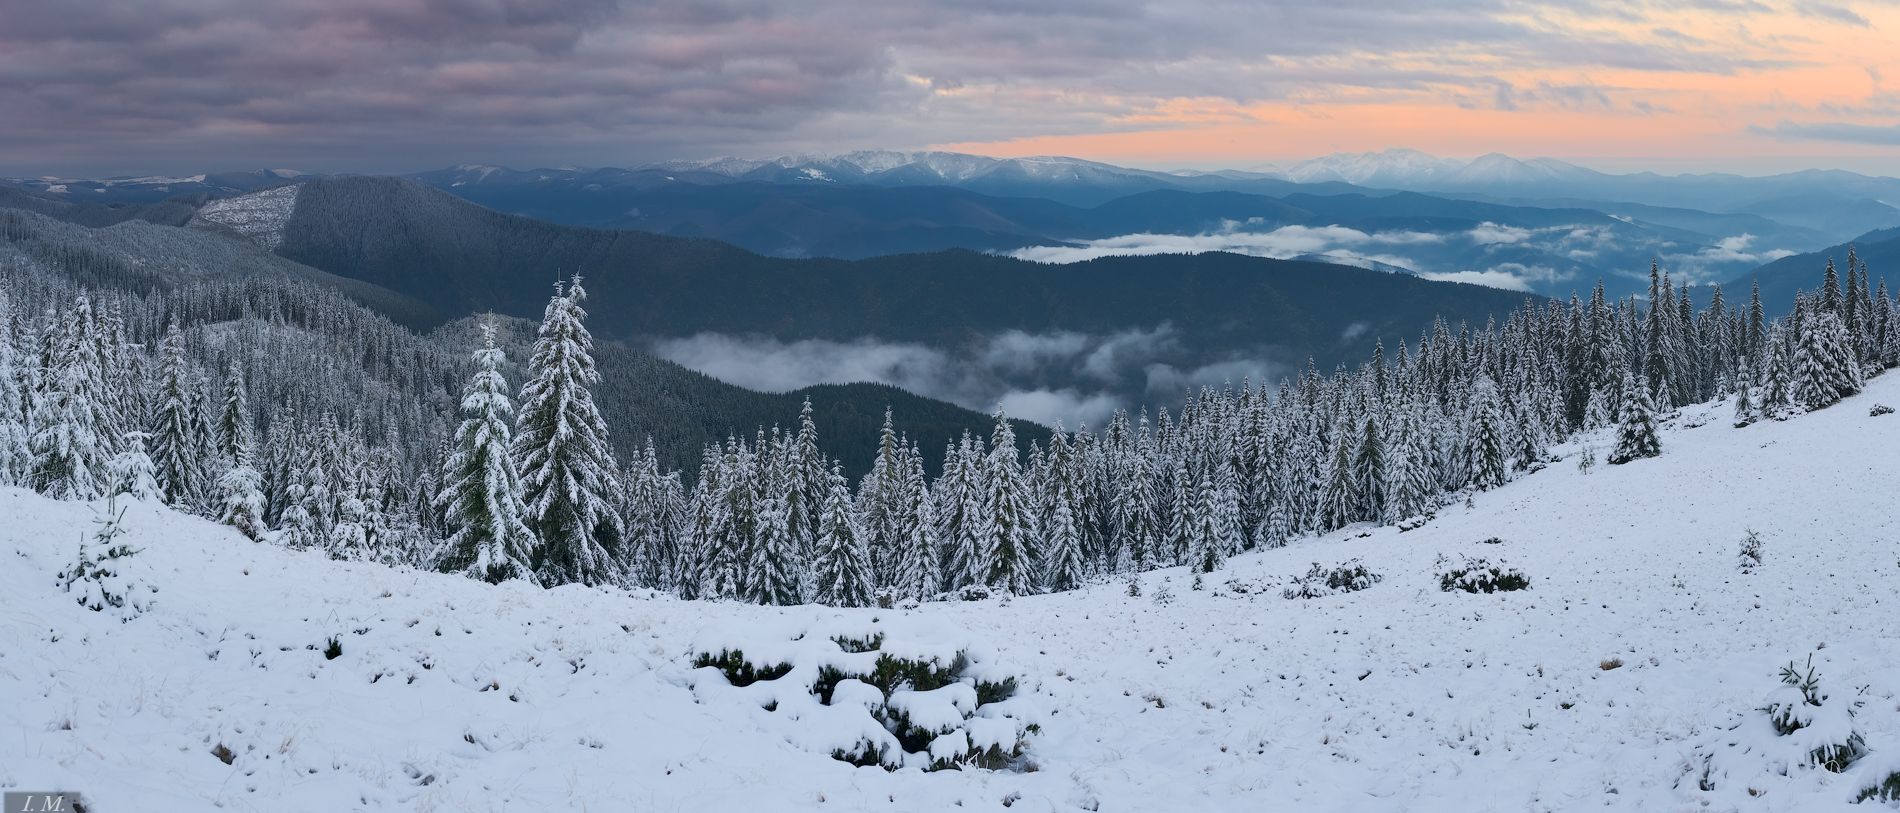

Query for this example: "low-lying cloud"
[650,325,1286,428]
[1008,223,1441,271]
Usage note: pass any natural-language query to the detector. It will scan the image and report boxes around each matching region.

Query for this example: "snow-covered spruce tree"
[1353,413,1387,521]
[215,450,268,542]
[1317,420,1356,531]
[1465,377,1510,490]
[434,322,538,583]
[512,278,623,587]
[0,294,29,489]
[29,311,108,500]
[812,463,873,607]
[211,364,267,541]
[1608,371,1662,465]
[1184,473,1227,574]
[216,361,252,464]
[1118,428,1164,569]
[982,410,1038,595]
[742,488,802,606]
[787,398,827,563]
[1038,428,1086,591]
[1794,309,1861,411]
[1729,356,1757,428]
[58,498,154,619]
[276,478,319,549]
[106,430,162,501]
[888,446,941,601]
[327,495,373,560]
[148,322,200,508]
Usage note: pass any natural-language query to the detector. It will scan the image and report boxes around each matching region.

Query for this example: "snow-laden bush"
[1282,560,1382,600]
[1435,555,1530,593]
[689,618,1040,772]
[1738,530,1765,574]
[1761,656,1865,773]
[1686,654,1871,799]
[1871,404,1895,417]
[55,499,154,620]
[1856,753,1900,803]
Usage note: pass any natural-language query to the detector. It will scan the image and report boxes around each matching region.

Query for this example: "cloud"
[1752,120,1900,145]
[1417,270,1535,291]
[995,388,1126,428]
[1791,2,1870,26]
[0,0,1816,173]
[1466,222,1534,245]
[1008,223,1436,269]
[649,324,1233,427]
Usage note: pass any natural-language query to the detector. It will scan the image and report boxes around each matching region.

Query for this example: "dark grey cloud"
[0,0,1836,174]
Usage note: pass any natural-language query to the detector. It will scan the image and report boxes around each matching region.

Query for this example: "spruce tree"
[1608,372,1662,464]
[982,410,1037,595]
[0,303,28,488]
[812,464,872,607]
[215,457,268,542]
[512,278,623,587]
[149,323,199,507]
[889,452,942,601]
[743,490,802,605]
[29,315,107,500]
[1353,413,1386,521]
[1317,421,1356,531]
[106,430,162,501]
[217,361,252,464]
[435,323,538,583]
[1464,378,1510,490]
[1795,310,1861,410]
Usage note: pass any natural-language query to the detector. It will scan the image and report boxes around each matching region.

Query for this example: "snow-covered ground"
[5,377,1900,812]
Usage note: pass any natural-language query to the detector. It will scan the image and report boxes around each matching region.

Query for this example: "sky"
[4,0,1900,176]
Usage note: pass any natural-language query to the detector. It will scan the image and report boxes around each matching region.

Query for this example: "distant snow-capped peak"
[1268,149,1594,189]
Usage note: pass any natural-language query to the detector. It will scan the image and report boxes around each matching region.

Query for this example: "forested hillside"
[270,177,1534,372]
[0,208,1040,481]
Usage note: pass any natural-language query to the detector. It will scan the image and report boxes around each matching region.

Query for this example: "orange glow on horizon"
[928,4,1900,171]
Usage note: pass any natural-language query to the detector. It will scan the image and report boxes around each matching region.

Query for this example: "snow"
[190,184,300,249]
[5,377,1900,810]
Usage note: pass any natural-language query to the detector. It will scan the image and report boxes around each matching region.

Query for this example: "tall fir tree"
[812,464,873,607]
[512,278,623,586]
[982,409,1037,595]
[435,322,538,583]
[149,322,199,507]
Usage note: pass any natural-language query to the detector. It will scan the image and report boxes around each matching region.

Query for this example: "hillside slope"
[1736,227,1900,314]
[6,374,1899,811]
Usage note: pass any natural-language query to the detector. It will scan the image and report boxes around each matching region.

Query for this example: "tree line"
[1,253,1887,605]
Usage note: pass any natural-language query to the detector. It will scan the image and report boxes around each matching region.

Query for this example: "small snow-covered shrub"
[56,499,155,620]
[1688,656,1874,797]
[691,649,793,686]
[1856,757,1900,803]
[1761,656,1865,773]
[1435,555,1530,593]
[1738,530,1765,573]
[1282,560,1382,600]
[1871,404,1895,417]
[690,620,1039,772]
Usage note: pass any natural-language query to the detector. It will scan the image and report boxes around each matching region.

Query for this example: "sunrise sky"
[3,0,1899,175]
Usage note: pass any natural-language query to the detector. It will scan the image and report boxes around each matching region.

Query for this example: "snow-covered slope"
[6,378,1900,811]
[189,184,300,249]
